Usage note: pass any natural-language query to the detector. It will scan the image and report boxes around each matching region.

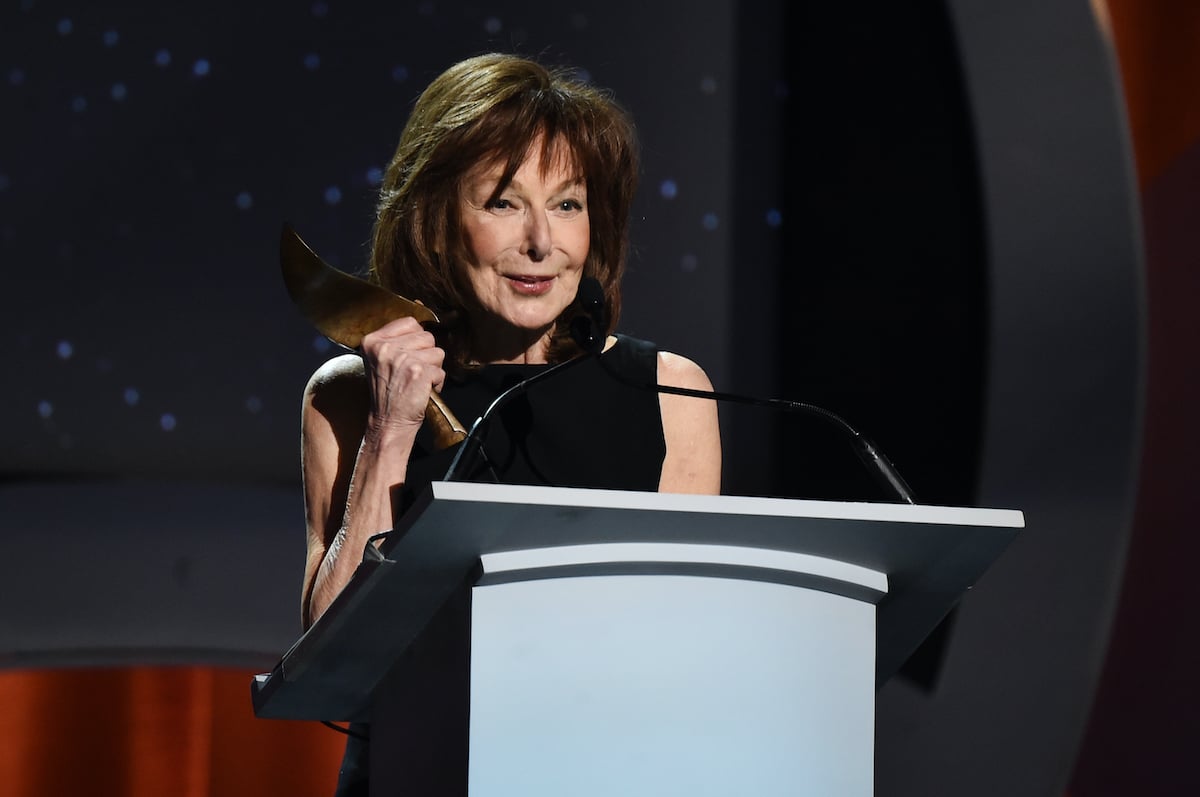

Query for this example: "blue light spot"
[103,29,119,47]
[391,64,409,82]
[37,400,53,419]
[192,59,210,77]
[323,186,342,205]
[313,335,332,354]
[0,174,10,192]
[235,191,253,210]
[311,1,329,18]
[574,69,592,84]
[766,208,783,228]
[71,96,87,113]
[659,179,678,200]
[303,53,320,71]
[160,413,177,431]
[123,387,140,406]
[111,82,127,101]
[701,212,719,231]
[56,340,74,359]
[57,18,73,35]
[484,17,503,35]
[154,49,171,67]
[8,68,25,86]
[681,254,699,272]
[366,166,383,185]
[700,76,718,95]
[245,396,263,413]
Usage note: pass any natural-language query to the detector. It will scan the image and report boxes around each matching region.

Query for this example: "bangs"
[476,94,594,199]
[476,138,580,202]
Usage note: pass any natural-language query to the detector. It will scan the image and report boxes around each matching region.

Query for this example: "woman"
[299,53,721,790]
[302,52,721,627]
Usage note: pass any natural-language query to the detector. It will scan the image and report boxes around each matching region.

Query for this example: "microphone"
[570,277,608,354]
[646,377,916,504]
[681,383,915,503]
[442,280,607,482]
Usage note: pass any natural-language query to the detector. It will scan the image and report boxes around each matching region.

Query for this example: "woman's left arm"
[656,352,722,494]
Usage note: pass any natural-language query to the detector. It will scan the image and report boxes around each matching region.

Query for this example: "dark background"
[3,1,1188,796]
[2,1,741,485]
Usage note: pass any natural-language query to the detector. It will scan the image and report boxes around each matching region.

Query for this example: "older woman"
[301,54,721,632]
[300,52,722,793]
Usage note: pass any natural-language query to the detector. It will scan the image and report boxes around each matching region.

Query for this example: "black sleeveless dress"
[333,334,666,796]
[399,333,665,502]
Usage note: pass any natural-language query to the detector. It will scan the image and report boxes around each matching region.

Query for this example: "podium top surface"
[253,483,1023,720]
[379,483,1023,600]
[417,481,1024,528]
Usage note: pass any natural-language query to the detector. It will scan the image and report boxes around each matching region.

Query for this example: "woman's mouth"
[505,274,556,296]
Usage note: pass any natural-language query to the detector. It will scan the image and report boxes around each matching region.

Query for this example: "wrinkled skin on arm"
[300,317,445,628]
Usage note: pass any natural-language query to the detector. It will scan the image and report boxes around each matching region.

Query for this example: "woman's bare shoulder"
[303,354,369,431]
[305,354,366,396]
[656,350,714,391]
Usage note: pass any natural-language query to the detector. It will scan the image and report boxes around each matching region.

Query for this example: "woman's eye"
[488,198,512,210]
[558,199,583,212]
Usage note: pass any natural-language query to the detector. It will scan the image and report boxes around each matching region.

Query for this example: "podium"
[253,482,1023,795]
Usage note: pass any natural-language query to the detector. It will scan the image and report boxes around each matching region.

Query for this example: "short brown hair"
[369,53,640,367]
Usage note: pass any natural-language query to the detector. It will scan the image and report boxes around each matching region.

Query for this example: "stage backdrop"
[2,1,1174,796]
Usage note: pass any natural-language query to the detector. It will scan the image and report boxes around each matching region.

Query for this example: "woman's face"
[458,140,590,353]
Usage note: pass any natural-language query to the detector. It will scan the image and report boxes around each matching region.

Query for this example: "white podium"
[253,482,1023,795]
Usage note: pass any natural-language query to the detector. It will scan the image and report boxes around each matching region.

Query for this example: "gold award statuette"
[280,224,467,450]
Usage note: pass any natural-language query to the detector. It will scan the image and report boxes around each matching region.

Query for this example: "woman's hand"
[360,317,447,440]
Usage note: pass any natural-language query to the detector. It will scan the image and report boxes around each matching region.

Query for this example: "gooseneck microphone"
[574,278,917,504]
[443,276,914,503]
[647,378,916,503]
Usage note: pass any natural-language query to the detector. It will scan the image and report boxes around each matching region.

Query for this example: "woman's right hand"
[359,316,447,440]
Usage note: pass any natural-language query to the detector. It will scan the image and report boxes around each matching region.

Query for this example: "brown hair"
[369,53,639,367]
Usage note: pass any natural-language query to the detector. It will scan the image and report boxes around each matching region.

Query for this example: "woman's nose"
[525,209,552,261]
